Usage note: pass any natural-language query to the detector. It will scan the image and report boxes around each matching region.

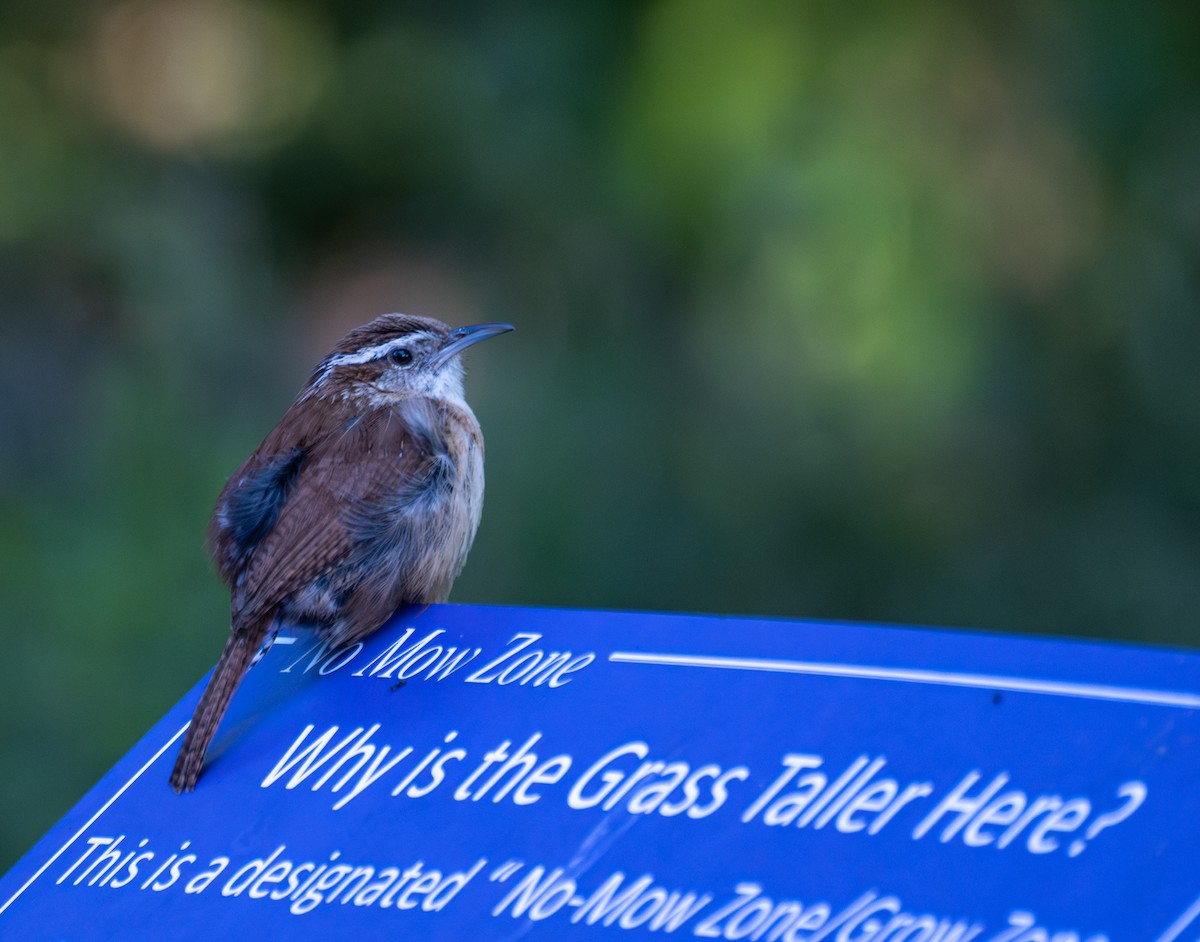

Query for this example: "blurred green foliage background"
[2,0,1198,871]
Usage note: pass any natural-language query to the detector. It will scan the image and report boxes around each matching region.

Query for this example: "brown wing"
[230,399,447,626]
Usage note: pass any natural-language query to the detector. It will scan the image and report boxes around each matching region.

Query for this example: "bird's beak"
[429,322,515,369]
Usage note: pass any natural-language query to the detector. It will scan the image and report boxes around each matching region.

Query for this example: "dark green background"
[2,1,1197,872]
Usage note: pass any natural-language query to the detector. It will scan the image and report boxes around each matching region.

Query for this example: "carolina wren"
[170,313,513,792]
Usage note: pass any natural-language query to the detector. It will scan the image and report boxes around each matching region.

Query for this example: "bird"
[169,313,513,792]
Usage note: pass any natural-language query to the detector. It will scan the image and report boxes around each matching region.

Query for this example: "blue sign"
[2,605,1199,940]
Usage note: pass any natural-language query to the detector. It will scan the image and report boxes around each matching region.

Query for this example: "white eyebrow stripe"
[327,335,426,367]
[301,330,441,398]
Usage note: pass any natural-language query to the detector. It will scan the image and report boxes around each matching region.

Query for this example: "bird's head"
[303,313,514,404]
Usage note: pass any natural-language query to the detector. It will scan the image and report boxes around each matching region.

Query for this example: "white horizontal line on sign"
[607,651,1200,710]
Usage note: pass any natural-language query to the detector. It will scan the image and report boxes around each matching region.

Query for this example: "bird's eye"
[388,348,413,366]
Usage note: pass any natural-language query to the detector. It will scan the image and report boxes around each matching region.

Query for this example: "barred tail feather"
[169,616,272,793]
